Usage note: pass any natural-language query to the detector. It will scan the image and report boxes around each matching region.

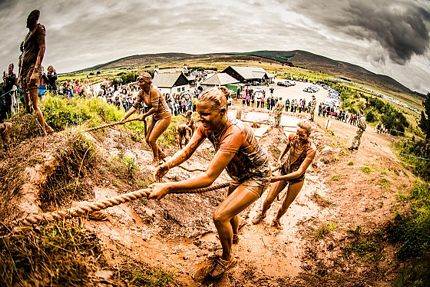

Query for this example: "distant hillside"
[81,50,421,98]
[242,50,416,96]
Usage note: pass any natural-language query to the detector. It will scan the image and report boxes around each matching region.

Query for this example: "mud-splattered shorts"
[228,176,271,198]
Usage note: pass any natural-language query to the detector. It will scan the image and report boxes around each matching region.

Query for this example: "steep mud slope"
[1,114,416,286]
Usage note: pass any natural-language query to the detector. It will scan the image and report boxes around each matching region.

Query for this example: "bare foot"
[252,211,266,225]
[46,125,54,134]
[158,149,166,160]
[271,219,283,230]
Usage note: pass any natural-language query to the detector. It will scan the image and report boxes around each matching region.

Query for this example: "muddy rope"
[7,175,286,229]
[84,118,140,132]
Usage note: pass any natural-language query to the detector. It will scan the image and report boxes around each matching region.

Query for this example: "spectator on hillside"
[3,63,16,117]
[45,65,57,94]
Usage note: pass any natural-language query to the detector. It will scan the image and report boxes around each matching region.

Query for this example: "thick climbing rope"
[10,175,286,228]
[84,118,140,132]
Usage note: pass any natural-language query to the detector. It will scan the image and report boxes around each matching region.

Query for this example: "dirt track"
[75,112,412,286]
[2,111,415,286]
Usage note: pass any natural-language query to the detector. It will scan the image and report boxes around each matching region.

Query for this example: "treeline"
[365,97,409,135]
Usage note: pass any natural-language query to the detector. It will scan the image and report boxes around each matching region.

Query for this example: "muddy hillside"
[0,106,422,287]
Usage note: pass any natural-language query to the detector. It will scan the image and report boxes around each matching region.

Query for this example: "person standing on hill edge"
[44,65,57,94]
[148,87,271,279]
[3,64,16,117]
[121,72,172,165]
[18,10,53,135]
[272,97,284,128]
[253,121,316,229]
[310,95,317,121]
[349,111,366,150]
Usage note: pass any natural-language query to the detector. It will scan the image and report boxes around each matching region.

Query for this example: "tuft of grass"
[113,262,177,287]
[344,226,384,262]
[347,161,354,166]
[0,221,106,287]
[109,154,139,184]
[378,177,391,190]
[315,222,337,239]
[360,165,373,174]
[331,175,342,182]
[40,132,97,211]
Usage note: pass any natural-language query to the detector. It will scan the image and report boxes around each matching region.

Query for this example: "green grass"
[314,222,337,239]
[113,262,177,287]
[331,175,342,182]
[387,180,430,287]
[387,180,430,259]
[42,94,123,131]
[344,226,384,262]
[360,165,373,174]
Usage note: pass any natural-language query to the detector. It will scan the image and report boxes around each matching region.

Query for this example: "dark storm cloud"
[0,0,428,93]
[293,0,430,65]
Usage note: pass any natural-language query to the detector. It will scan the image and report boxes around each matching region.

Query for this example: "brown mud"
[0,112,414,286]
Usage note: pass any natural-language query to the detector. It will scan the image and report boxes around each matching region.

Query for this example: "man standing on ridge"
[349,111,366,151]
[310,95,316,122]
[3,64,16,117]
[18,10,53,135]
[272,97,284,128]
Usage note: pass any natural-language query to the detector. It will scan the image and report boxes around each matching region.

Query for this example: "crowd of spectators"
[317,103,360,126]
[57,78,200,116]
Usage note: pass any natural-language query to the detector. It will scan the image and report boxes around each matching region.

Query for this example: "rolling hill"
[80,50,424,99]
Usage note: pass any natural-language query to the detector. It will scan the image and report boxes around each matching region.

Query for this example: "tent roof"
[153,72,184,88]
[201,72,239,86]
[227,66,269,80]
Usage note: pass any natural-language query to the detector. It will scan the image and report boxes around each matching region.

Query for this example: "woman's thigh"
[214,184,261,222]
[148,116,171,142]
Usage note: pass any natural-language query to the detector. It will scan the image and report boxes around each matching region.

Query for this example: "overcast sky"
[0,0,429,94]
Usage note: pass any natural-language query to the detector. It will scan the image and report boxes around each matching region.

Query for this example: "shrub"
[42,94,123,131]
[365,110,377,123]
[387,180,430,259]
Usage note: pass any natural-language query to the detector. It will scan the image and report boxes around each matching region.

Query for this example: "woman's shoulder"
[308,141,317,153]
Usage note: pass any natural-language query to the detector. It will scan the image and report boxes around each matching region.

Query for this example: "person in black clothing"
[44,65,57,93]
[3,63,16,117]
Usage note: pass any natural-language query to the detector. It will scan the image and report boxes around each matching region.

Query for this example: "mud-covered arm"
[154,126,206,180]
[150,127,244,199]
[276,149,316,181]
[121,91,142,121]
[279,137,292,161]
[33,25,46,74]
[141,89,161,119]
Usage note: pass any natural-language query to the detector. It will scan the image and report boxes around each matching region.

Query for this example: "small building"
[152,72,190,95]
[200,72,239,87]
[222,66,269,84]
